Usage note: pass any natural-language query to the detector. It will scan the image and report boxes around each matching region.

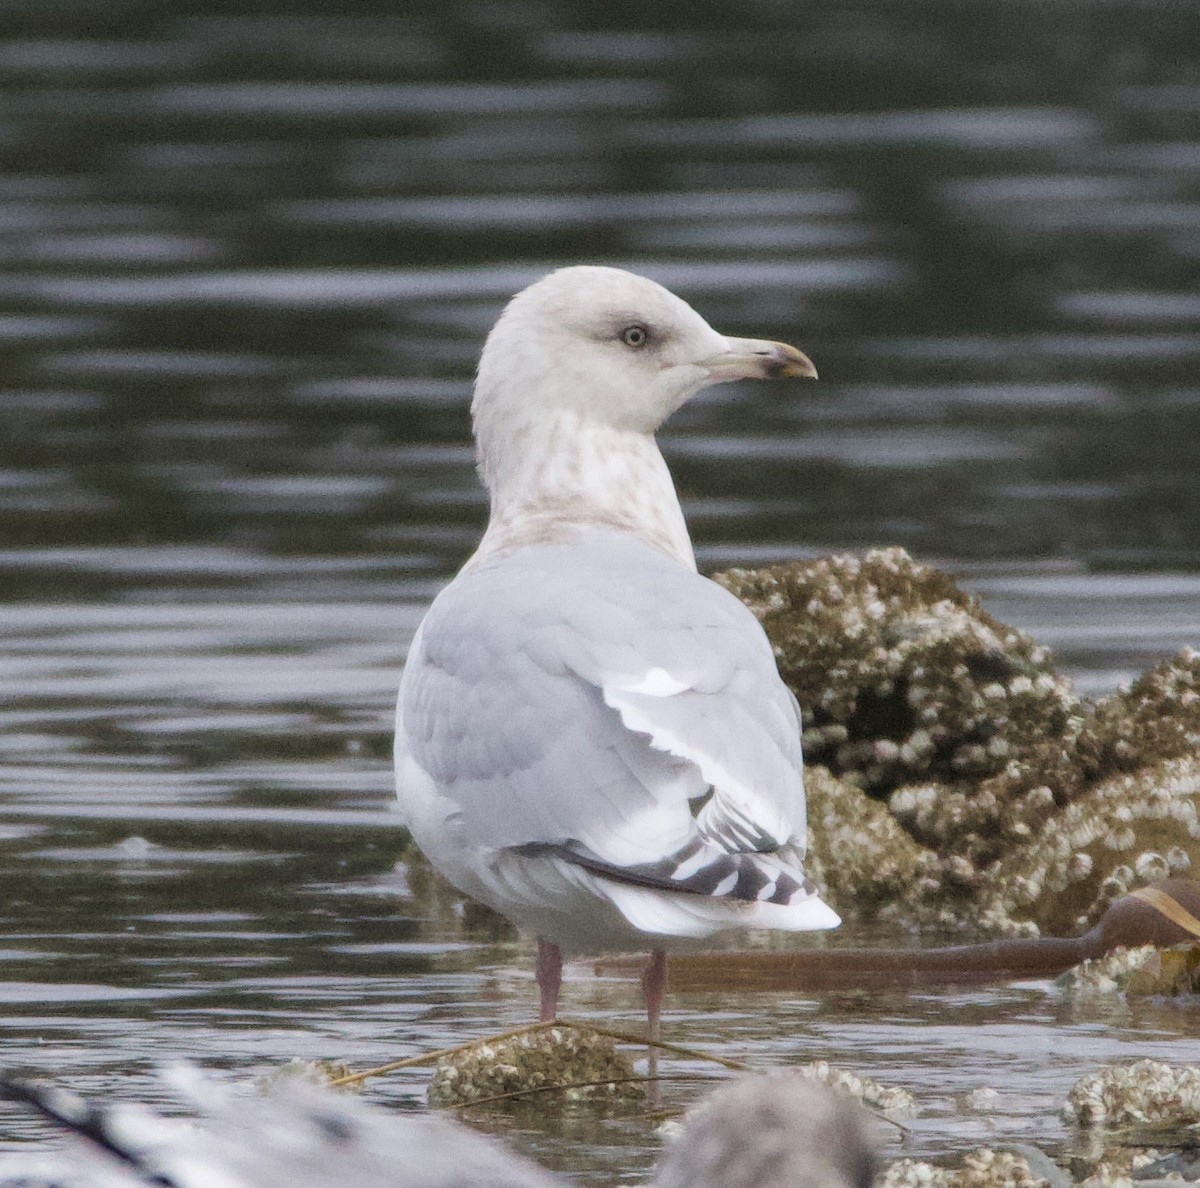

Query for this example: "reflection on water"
[1,2,1198,1182]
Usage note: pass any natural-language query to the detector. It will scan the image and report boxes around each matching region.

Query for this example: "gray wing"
[0,1068,560,1188]
[400,533,809,900]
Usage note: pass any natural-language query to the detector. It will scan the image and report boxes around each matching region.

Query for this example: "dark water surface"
[1,3,1198,1182]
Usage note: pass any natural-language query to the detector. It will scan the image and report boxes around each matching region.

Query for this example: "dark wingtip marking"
[0,1075,176,1187]
[513,841,810,905]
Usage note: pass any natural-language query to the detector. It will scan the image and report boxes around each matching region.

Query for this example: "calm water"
[1,2,1198,1181]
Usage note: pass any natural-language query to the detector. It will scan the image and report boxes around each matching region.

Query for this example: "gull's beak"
[700,337,818,383]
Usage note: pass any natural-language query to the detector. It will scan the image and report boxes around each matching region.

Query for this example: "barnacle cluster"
[1055,945,1159,998]
[1065,1058,1200,1128]
[791,1058,916,1119]
[1057,942,1200,999]
[801,765,938,921]
[719,549,1077,799]
[717,549,1200,932]
[425,1025,642,1107]
[984,755,1200,934]
[880,1061,1200,1188]
[881,1149,1050,1188]
[1075,648,1200,780]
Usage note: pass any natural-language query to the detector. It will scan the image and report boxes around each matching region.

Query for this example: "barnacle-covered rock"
[1057,942,1200,999]
[881,1159,948,1187]
[426,1025,642,1107]
[710,549,1200,932]
[716,549,1080,866]
[881,1148,1053,1188]
[1056,945,1158,998]
[1065,1058,1200,1128]
[949,1150,1053,1188]
[791,1058,916,1120]
[803,765,939,920]
[985,754,1200,934]
[885,779,1059,901]
[1075,648,1200,781]
[1076,1148,1170,1188]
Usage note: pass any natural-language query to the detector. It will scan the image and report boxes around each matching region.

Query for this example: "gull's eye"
[620,324,649,348]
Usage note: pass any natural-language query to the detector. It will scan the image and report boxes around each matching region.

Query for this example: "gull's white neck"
[468,409,695,570]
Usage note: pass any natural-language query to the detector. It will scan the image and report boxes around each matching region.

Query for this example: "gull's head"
[472,266,816,438]
[655,1074,877,1188]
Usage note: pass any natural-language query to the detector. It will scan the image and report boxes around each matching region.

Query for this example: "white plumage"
[0,1068,876,1188]
[395,266,838,1027]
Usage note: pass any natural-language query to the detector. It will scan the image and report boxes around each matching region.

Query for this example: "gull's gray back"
[398,530,807,868]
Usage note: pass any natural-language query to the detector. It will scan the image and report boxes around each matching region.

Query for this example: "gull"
[395,266,839,1036]
[656,1074,878,1188]
[0,1068,560,1188]
[0,1068,876,1188]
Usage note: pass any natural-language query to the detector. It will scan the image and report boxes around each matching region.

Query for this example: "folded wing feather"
[400,531,810,900]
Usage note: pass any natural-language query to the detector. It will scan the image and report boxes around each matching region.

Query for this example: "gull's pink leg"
[536,937,562,1021]
[642,948,667,1089]
[642,948,667,1041]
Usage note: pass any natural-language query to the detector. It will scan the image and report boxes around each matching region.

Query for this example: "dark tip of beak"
[770,344,818,380]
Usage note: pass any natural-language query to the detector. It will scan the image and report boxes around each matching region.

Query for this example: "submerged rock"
[255,1058,360,1093]
[426,1025,642,1108]
[1075,1149,1175,1188]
